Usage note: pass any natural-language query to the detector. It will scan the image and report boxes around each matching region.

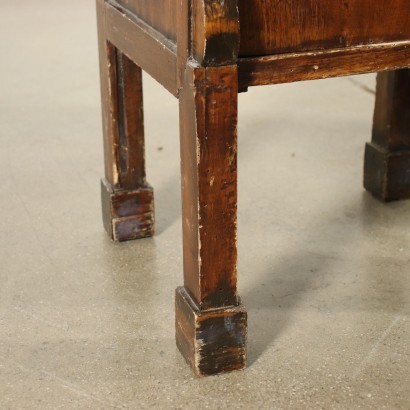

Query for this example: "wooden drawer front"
[116,0,177,42]
[239,0,410,56]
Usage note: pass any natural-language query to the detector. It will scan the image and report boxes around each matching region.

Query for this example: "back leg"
[97,0,154,241]
[364,69,410,201]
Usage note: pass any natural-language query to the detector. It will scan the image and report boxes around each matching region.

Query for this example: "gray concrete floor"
[1,1,409,409]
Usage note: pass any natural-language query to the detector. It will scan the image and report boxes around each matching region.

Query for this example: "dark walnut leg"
[364,69,410,201]
[176,63,247,376]
[97,1,154,241]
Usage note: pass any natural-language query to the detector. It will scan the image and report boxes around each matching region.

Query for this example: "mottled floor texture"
[1,1,409,409]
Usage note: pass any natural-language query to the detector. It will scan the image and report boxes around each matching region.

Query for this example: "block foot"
[101,178,154,241]
[364,143,410,202]
[175,286,247,377]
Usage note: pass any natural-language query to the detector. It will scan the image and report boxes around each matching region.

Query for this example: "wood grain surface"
[238,0,410,56]
[97,0,410,376]
[116,0,177,42]
[238,41,410,88]
[179,63,239,309]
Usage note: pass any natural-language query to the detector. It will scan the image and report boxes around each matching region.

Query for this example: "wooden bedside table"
[96,0,410,376]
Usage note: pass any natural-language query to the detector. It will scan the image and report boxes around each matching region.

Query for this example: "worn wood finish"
[114,52,146,189]
[105,1,178,96]
[176,0,189,91]
[179,63,239,310]
[238,0,410,56]
[97,0,154,241]
[364,69,410,201]
[97,0,410,376]
[238,41,410,88]
[101,179,154,241]
[116,0,177,42]
[110,0,410,57]
[175,0,247,376]
[97,0,117,186]
[192,0,240,66]
[175,287,247,376]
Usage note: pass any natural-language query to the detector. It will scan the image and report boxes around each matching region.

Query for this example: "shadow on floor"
[243,192,410,366]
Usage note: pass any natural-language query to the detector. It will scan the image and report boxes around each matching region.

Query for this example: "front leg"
[364,69,410,201]
[175,63,247,376]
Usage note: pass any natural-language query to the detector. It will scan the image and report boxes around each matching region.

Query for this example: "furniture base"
[97,0,410,377]
[364,143,410,202]
[175,287,247,377]
[101,178,154,241]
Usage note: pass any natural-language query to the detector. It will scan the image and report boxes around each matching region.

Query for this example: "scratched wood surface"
[179,63,240,310]
[116,0,410,57]
[97,0,155,242]
[175,287,247,376]
[238,42,410,89]
[116,0,177,41]
[105,2,178,96]
[97,0,410,376]
[175,0,247,375]
[191,0,240,66]
[238,0,410,55]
